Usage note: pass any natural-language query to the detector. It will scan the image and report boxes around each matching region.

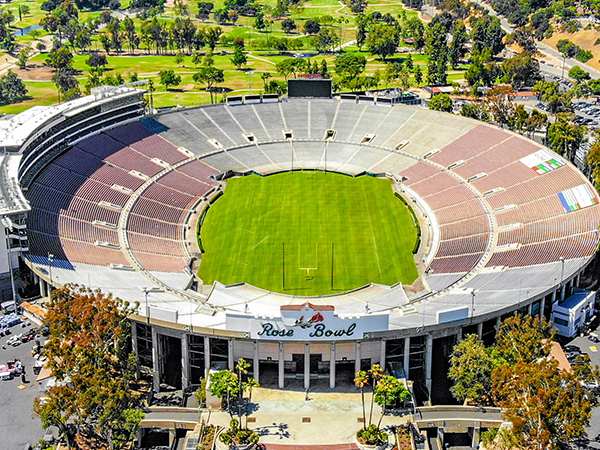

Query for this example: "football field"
[198,171,419,296]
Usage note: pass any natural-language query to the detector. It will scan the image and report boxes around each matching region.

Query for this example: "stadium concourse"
[0,86,599,404]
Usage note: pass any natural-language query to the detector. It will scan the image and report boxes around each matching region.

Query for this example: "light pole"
[141,287,151,325]
[47,252,54,288]
[560,256,565,299]
[470,288,476,322]
[1,217,17,312]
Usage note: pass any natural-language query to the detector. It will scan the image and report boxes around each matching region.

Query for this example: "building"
[551,289,597,338]
[0,90,598,404]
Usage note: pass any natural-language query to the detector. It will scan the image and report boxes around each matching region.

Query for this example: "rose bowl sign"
[226,303,389,341]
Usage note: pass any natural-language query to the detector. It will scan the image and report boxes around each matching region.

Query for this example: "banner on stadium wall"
[226,303,389,341]
[520,149,565,175]
[558,184,598,213]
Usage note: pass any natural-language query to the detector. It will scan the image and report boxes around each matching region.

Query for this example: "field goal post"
[281,241,336,291]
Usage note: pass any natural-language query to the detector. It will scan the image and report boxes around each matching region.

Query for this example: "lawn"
[198,171,419,296]
[0,0,465,113]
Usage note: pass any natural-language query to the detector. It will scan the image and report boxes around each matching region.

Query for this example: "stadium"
[0,85,599,404]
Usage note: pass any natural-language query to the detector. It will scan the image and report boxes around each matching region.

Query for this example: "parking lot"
[564,324,600,448]
[0,319,46,450]
[572,101,600,130]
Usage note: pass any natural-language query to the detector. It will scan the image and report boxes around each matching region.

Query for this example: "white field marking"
[251,235,270,250]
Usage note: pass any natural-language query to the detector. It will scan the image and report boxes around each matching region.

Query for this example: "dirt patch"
[544,29,600,71]
[13,64,54,81]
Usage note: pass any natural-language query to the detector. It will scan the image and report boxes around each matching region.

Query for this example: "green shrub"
[219,419,260,447]
[576,48,593,63]
[357,424,388,446]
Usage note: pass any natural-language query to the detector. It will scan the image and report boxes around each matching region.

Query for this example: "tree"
[373,375,411,422]
[0,70,28,105]
[273,0,289,17]
[33,286,144,448]
[260,72,271,91]
[568,65,591,82]
[470,14,505,57]
[106,17,123,53]
[209,369,240,412]
[46,46,79,102]
[159,69,181,90]
[354,365,389,447]
[525,109,547,138]
[460,102,490,122]
[533,80,572,114]
[197,1,214,20]
[429,93,453,112]
[122,16,139,54]
[213,8,228,24]
[40,0,79,44]
[53,68,79,101]
[501,52,541,89]
[484,85,516,128]
[45,45,74,71]
[86,52,108,74]
[493,360,591,448]
[254,9,266,31]
[384,61,401,87]
[425,20,448,85]
[413,65,423,85]
[354,370,369,429]
[448,20,468,68]
[335,53,366,89]
[448,334,495,404]
[130,0,165,7]
[313,28,340,53]
[193,65,224,103]
[303,19,320,35]
[586,132,600,190]
[281,17,296,33]
[366,22,400,61]
[205,26,222,51]
[547,113,587,162]
[355,14,368,50]
[16,47,30,70]
[231,44,247,69]
[557,38,578,78]
[449,315,596,447]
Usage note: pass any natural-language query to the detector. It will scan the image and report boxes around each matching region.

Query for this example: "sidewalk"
[199,387,410,446]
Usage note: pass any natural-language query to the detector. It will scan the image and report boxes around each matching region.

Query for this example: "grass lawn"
[0,80,57,114]
[198,171,419,296]
[1,0,465,112]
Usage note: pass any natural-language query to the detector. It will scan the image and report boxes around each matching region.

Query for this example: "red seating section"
[25,118,600,281]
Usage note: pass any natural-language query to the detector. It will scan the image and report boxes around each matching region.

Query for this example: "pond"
[13,24,41,36]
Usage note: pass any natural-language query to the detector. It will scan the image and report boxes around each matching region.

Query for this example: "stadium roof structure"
[0,86,144,217]
[8,97,600,337]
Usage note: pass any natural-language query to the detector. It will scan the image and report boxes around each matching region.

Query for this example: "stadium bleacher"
[22,99,600,307]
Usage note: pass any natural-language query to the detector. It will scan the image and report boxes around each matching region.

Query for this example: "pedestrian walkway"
[199,387,408,446]
[264,444,358,450]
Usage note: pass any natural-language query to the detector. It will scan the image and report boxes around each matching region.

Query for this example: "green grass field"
[198,171,419,296]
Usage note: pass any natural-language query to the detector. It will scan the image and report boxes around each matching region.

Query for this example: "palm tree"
[368,364,384,427]
[354,370,369,429]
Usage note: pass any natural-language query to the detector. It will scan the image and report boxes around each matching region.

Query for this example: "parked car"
[6,335,22,346]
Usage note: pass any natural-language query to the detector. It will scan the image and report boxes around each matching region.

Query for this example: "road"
[470,0,600,80]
